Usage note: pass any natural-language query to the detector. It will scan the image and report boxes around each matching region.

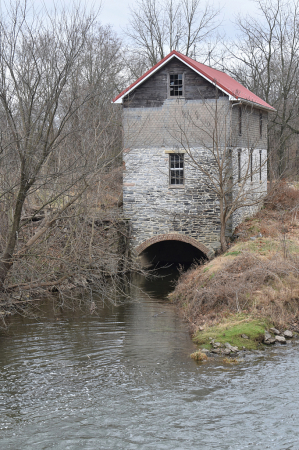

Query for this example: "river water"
[1,269,299,449]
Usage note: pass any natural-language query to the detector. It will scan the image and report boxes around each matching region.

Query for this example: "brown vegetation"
[0,167,140,321]
[170,182,299,333]
[190,350,208,361]
[0,3,137,323]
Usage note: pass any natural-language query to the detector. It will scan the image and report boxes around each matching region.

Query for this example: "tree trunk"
[220,219,228,253]
[0,184,28,289]
[219,197,228,253]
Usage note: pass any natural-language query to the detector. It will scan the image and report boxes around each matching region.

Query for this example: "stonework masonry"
[231,147,268,230]
[123,146,222,255]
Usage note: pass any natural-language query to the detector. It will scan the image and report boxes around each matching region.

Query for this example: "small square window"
[169,74,183,97]
[169,153,184,185]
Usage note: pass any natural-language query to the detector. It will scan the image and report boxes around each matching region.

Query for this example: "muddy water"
[1,269,299,449]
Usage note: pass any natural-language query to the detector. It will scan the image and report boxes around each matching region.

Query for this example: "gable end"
[123,59,227,108]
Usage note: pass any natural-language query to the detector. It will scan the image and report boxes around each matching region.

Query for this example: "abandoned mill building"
[113,50,275,264]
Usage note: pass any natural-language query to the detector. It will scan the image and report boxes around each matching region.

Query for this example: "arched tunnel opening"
[139,239,207,268]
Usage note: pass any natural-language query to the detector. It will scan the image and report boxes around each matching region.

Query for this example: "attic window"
[169,154,184,185]
[169,74,183,97]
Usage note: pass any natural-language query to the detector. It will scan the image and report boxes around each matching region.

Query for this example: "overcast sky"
[7,0,261,41]
[99,0,260,39]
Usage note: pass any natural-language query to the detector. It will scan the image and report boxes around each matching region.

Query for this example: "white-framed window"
[168,73,184,97]
[169,153,184,185]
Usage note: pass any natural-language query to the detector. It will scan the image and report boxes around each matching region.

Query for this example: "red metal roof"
[112,50,275,111]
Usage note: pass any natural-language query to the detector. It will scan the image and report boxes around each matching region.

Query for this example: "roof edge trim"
[231,97,276,112]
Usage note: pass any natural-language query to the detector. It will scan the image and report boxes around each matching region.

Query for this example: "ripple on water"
[1,284,299,449]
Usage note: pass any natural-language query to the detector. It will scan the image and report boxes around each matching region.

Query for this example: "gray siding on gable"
[123,59,226,109]
[231,105,268,149]
[123,97,231,150]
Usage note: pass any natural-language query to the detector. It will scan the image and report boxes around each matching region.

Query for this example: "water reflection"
[133,265,182,299]
[1,270,299,449]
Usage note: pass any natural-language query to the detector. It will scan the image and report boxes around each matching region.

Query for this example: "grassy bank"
[170,182,299,351]
[193,315,272,351]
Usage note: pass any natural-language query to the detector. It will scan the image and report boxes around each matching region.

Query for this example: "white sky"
[99,0,260,39]
[11,0,261,41]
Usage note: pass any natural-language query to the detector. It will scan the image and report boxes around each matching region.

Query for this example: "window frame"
[238,106,242,136]
[169,153,185,187]
[259,111,263,138]
[250,149,253,181]
[238,149,242,183]
[167,72,185,98]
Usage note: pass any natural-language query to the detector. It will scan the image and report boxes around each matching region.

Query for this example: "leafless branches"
[0,2,126,297]
[225,0,299,176]
[125,0,220,71]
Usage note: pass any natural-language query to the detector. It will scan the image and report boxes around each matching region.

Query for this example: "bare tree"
[225,0,299,177]
[0,2,125,293]
[125,0,220,71]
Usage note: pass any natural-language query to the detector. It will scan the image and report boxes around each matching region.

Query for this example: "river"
[1,269,299,449]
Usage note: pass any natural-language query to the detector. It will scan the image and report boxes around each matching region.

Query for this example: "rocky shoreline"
[191,328,295,361]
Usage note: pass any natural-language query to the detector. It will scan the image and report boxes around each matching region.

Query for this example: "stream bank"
[170,182,299,357]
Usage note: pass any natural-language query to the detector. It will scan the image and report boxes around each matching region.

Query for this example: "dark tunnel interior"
[139,240,207,267]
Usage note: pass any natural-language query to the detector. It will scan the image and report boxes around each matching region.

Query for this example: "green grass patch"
[234,237,279,255]
[224,250,241,257]
[193,314,273,350]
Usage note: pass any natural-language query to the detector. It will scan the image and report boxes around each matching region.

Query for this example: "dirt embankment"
[170,181,299,352]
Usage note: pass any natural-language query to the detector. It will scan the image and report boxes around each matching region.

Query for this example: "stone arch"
[135,233,214,259]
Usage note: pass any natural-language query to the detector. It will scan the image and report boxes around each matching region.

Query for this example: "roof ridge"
[112,50,275,111]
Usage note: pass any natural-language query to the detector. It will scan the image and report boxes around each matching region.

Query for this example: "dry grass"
[171,181,299,333]
[223,357,239,364]
[265,180,299,211]
[171,252,299,330]
[190,350,208,362]
[236,181,299,242]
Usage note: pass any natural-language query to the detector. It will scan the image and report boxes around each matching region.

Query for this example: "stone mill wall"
[123,146,221,255]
